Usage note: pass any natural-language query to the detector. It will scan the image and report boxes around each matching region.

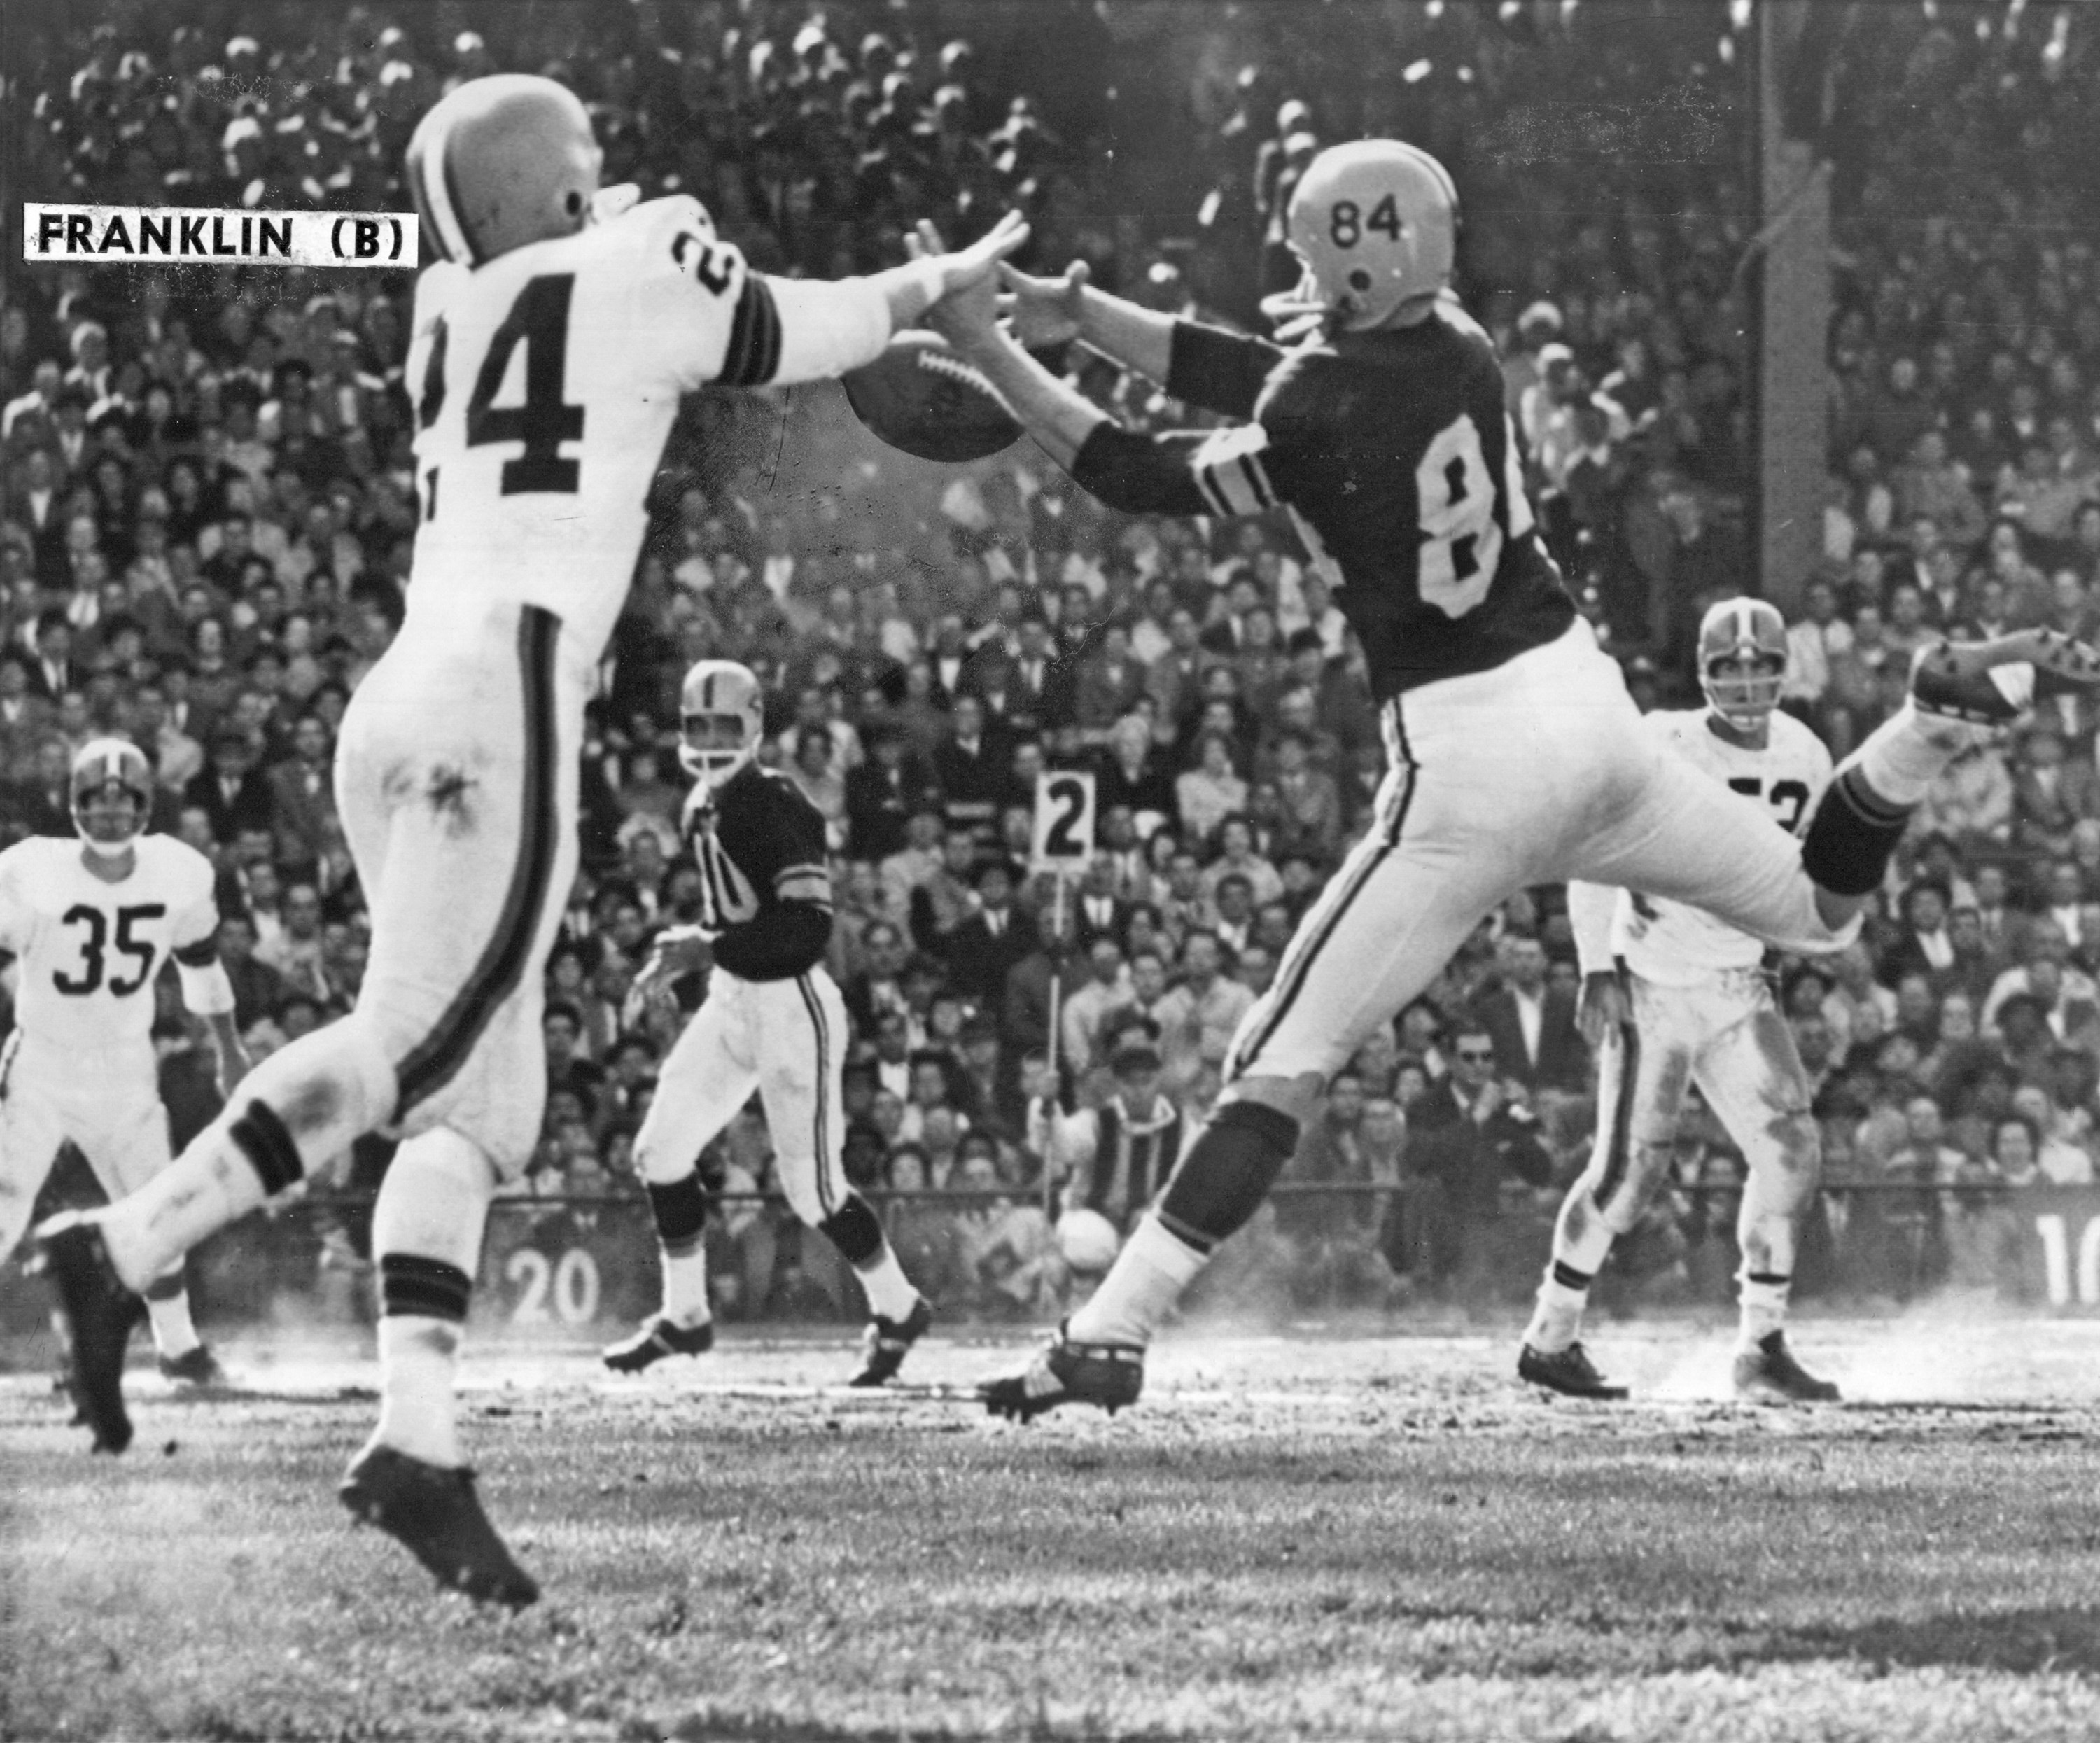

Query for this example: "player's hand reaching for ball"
[997,257,1090,348]
[1577,970,1632,1051]
[909,217,1020,354]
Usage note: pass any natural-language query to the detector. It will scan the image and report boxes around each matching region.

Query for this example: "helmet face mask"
[1698,598,1788,733]
[70,737,152,858]
[677,661,764,793]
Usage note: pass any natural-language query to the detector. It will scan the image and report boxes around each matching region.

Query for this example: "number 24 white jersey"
[402,194,890,669]
[0,835,219,1052]
[1611,708,1833,986]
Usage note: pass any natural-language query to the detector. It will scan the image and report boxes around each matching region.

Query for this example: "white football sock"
[1737,1275,1791,1350]
[1067,1214,1208,1348]
[100,1135,269,1290]
[659,1243,713,1328]
[853,1243,920,1322]
[372,1315,464,1468]
[1850,694,2013,808]
[1523,1275,1591,1355]
[144,1280,200,1359]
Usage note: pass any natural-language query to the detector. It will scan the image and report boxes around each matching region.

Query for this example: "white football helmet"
[678,660,764,792]
[405,74,603,267]
[1261,139,1459,335]
[71,736,153,858]
[1698,597,1789,732]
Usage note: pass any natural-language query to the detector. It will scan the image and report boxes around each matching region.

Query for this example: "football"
[842,330,1023,463]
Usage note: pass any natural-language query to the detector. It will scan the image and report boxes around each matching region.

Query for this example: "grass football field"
[6,1314,2100,1742]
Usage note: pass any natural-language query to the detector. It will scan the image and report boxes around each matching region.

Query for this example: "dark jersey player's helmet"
[1698,597,1789,732]
[71,736,153,858]
[678,660,765,793]
[1261,139,1459,335]
[405,75,603,267]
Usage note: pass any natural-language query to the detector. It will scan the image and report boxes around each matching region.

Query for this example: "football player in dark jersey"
[603,661,933,1385]
[923,141,2100,1419]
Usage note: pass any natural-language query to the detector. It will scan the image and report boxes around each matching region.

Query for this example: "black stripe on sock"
[648,1174,710,1250]
[380,1253,472,1322]
[1746,1271,1791,1287]
[819,1191,885,1266]
[230,1099,304,1197]
[1552,1261,1593,1292]
[142,1273,186,1303]
[395,606,561,1115]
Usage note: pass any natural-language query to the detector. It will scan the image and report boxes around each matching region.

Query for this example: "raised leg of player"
[90,1018,400,1292]
[629,992,763,1331]
[361,1127,497,1467]
[757,974,923,1329]
[1523,991,1691,1363]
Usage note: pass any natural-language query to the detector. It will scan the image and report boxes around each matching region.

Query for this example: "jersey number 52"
[1415,414,1502,620]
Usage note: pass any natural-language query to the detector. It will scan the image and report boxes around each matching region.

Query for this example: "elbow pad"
[1070,423,1212,517]
[763,275,892,386]
[177,958,237,1018]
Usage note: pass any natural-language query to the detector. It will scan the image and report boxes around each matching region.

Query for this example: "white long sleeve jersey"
[0,834,219,1051]
[401,195,892,667]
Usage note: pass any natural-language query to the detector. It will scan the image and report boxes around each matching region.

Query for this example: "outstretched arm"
[927,262,1281,520]
[1001,259,1284,419]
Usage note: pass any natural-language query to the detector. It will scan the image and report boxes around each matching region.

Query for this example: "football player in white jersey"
[37,74,1026,1607]
[602,660,933,1385]
[1520,599,1842,1404]
[1,740,246,1393]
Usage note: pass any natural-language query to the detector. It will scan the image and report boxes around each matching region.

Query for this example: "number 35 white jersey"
[402,194,890,668]
[1611,708,1833,986]
[0,835,219,1052]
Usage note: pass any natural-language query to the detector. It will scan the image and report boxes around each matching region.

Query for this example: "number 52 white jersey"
[1608,708,1834,986]
[402,193,892,668]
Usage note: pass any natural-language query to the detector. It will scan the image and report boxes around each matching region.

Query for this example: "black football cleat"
[846,1296,932,1387]
[979,1322,1145,1422]
[1733,1331,1840,1404]
[158,1344,227,1387]
[1908,631,2100,728]
[601,1313,715,1373]
[340,1444,540,1609]
[1518,1340,1629,1400]
[34,1213,146,1454]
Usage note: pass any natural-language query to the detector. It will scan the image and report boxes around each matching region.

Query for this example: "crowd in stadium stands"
[6,2,2100,1324]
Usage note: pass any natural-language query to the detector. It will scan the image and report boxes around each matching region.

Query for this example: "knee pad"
[1800,771,1909,898]
[371,1127,497,1280]
[817,1192,886,1266]
[238,1016,398,1177]
[1157,1099,1301,1252]
[646,1173,710,1253]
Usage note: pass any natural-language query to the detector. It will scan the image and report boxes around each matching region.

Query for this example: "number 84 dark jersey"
[1099,295,1576,704]
[680,764,834,983]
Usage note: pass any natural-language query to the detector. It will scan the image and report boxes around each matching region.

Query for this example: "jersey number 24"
[419,275,587,515]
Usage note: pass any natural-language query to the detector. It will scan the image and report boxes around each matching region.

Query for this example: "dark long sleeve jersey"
[1069,298,1576,704]
[681,764,832,981]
